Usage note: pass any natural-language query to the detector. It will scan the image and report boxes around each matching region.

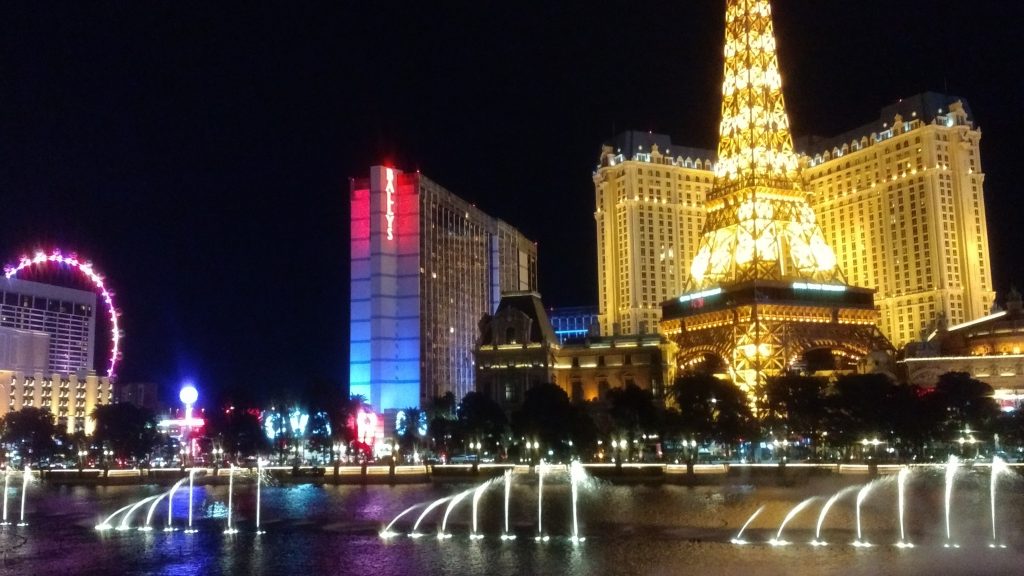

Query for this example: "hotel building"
[350,166,537,412]
[596,93,994,348]
[0,278,111,434]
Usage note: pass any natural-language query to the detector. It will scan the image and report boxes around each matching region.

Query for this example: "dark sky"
[2,1,1022,403]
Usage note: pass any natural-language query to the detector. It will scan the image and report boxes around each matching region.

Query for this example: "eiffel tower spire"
[689,0,842,289]
[715,0,799,192]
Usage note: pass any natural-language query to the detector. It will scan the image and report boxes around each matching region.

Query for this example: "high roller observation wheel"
[3,249,122,378]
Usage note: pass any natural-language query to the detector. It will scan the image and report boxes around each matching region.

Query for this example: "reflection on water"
[2,469,1024,575]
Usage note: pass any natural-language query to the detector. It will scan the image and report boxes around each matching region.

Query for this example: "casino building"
[0,277,111,434]
[350,166,537,412]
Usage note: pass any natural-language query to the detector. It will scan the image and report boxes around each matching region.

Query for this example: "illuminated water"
[4,469,1024,575]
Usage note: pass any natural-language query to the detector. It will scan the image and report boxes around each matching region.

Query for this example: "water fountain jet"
[569,460,586,544]
[410,496,453,538]
[256,460,266,534]
[990,455,1007,547]
[380,503,424,538]
[224,464,238,534]
[895,466,913,548]
[731,505,765,545]
[16,466,30,526]
[1,467,10,526]
[438,487,474,539]
[944,455,958,547]
[117,495,162,531]
[812,485,859,546]
[500,469,516,540]
[535,461,549,542]
[469,479,493,540]
[852,483,874,547]
[184,468,198,533]
[769,497,816,546]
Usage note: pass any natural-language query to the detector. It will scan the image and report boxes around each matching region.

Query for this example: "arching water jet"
[812,485,859,546]
[470,479,493,540]
[852,483,874,547]
[731,505,765,545]
[380,503,425,538]
[438,487,474,539]
[410,496,453,538]
[769,497,817,546]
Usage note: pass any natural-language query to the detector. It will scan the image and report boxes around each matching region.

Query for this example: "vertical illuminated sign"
[385,168,396,240]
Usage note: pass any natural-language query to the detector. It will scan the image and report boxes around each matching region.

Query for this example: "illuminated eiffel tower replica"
[660,0,891,410]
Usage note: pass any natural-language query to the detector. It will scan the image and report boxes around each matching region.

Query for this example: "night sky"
[2,1,1022,404]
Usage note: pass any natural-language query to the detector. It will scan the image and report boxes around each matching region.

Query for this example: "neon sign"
[385,168,396,240]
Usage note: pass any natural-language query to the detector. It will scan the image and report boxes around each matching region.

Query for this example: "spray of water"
[812,485,859,545]
[224,464,238,534]
[944,455,958,547]
[410,496,453,538]
[185,468,198,533]
[470,479,493,540]
[990,456,1007,547]
[852,483,874,546]
[438,488,475,539]
[0,467,9,526]
[380,503,425,538]
[731,505,765,544]
[256,460,267,534]
[895,467,913,547]
[769,497,817,546]
[117,495,162,531]
[500,469,516,540]
[570,460,586,543]
[535,461,549,542]
[16,466,31,526]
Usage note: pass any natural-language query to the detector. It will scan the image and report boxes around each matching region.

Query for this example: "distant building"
[476,292,669,411]
[0,277,97,375]
[350,166,537,412]
[547,305,599,344]
[113,381,162,412]
[0,369,111,434]
[597,93,994,349]
[902,288,1024,410]
[594,132,714,337]
[0,277,110,434]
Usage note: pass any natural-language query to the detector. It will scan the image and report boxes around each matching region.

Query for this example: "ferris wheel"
[3,248,123,378]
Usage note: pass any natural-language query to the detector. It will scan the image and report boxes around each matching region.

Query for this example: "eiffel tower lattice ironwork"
[660,0,891,411]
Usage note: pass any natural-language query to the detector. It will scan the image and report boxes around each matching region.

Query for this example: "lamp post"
[77,450,87,472]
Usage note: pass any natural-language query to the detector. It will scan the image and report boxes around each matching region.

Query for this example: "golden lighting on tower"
[687,0,841,289]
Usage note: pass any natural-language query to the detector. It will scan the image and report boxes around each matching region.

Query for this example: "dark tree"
[928,371,1000,439]
[457,392,508,448]
[206,407,269,459]
[669,373,753,446]
[512,383,594,460]
[606,383,661,437]
[827,373,898,446]
[92,403,160,462]
[764,374,829,440]
[0,406,57,464]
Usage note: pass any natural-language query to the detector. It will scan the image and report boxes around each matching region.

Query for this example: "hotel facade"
[595,93,994,349]
[0,277,111,434]
[350,166,537,412]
